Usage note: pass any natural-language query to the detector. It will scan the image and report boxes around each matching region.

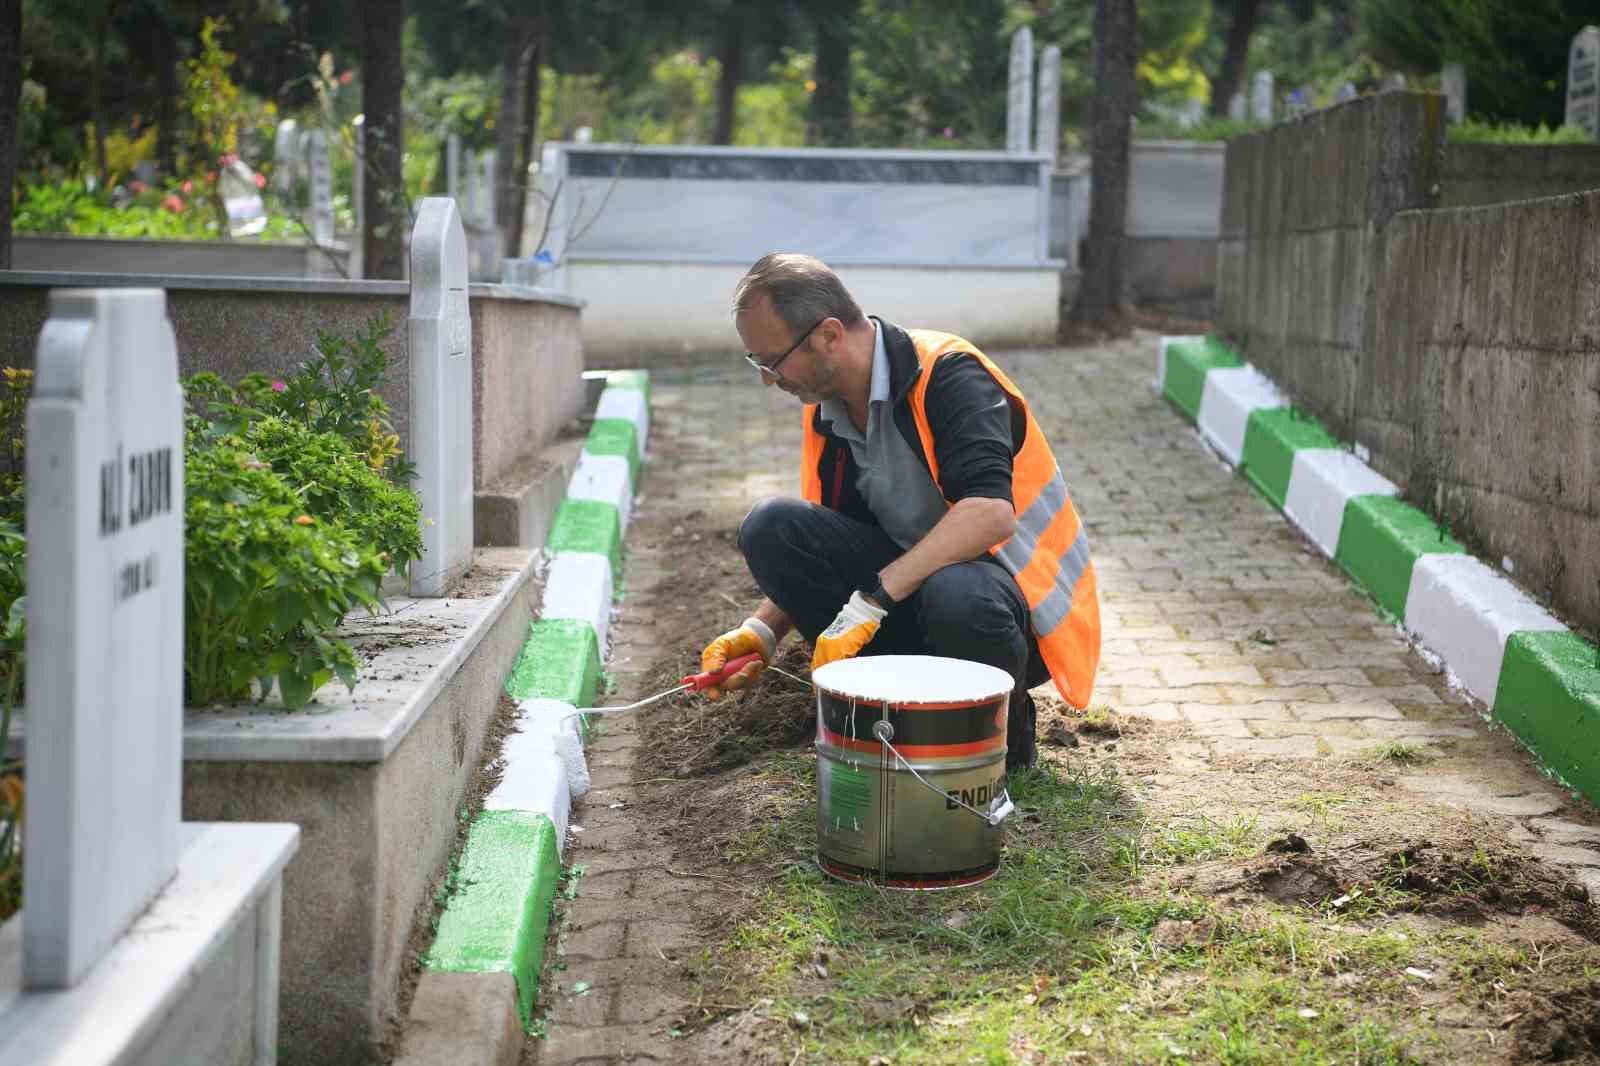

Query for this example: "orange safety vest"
[800,330,1101,708]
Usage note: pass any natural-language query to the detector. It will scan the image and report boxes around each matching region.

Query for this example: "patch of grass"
[1369,741,1430,765]
[1147,813,1261,866]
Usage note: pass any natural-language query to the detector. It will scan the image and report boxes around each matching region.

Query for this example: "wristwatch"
[862,576,897,611]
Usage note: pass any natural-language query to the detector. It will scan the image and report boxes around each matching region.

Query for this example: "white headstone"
[1007,26,1034,154]
[1251,72,1274,123]
[1035,45,1062,168]
[350,118,366,278]
[1381,71,1407,93]
[446,133,462,204]
[272,119,300,196]
[408,199,474,596]
[1442,63,1467,123]
[463,147,480,228]
[23,289,184,989]
[1229,92,1247,121]
[306,129,335,247]
[220,159,267,237]
[1335,82,1358,104]
[480,148,497,230]
[1567,26,1600,139]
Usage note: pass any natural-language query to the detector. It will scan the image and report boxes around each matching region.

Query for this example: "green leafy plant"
[184,436,384,708]
[0,369,33,524]
[239,416,422,576]
[1447,121,1595,145]
[0,520,26,923]
[181,16,245,236]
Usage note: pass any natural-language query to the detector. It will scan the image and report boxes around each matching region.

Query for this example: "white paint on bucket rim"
[813,655,1014,704]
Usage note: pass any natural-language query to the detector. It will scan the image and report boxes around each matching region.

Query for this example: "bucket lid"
[813,655,1015,705]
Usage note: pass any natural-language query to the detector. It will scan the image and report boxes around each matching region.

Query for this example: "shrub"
[1447,120,1596,145]
[0,520,25,925]
[184,437,385,708]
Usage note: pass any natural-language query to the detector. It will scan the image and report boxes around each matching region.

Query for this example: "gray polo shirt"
[816,322,951,550]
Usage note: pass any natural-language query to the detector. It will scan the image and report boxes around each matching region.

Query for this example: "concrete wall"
[1216,92,1445,430]
[1215,90,1600,634]
[1365,190,1600,634]
[0,272,583,493]
[1441,143,1600,208]
[12,233,351,278]
[570,259,1060,368]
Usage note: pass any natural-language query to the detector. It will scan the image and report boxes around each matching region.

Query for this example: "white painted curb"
[1156,335,1202,393]
[1282,448,1400,558]
[484,738,572,856]
[541,552,615,654]
[568,453,634,532]
[515,698,590,798]
[1403,554,1569,705]
[1196,365,1286,467]
[595,386,650,454]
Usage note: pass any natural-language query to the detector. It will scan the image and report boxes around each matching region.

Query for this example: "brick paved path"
[530,335,1600,1063]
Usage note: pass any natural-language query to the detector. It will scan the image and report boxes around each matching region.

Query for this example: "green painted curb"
[1240,408,1341,510]
[605,369,650,396]
[1163,336,1243,422]
[1334,495,1466,619]
[585,418,641,483]
[1494,631,1600,805]
[426,811,561,1030]
[546,498,623,581]
[506,618,601,706]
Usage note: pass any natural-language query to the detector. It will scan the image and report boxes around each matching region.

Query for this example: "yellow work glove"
[811,591,888,673]
[700,617,775,700]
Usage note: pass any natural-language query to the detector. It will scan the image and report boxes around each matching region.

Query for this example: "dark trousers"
[738,496,1044,770]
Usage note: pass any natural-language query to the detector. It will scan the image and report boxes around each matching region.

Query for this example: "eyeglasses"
[745,319,823,378]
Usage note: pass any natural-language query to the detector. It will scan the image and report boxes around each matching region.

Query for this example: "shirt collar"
[868,318,890,405]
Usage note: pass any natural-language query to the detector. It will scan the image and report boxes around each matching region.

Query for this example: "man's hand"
[700,617,775,700]
[811,591,888,672]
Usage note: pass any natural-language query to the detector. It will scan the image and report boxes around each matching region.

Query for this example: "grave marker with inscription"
[408,199,474,596]
[1252,72,1274,123]
[1443,63,1467,124]
[306,129,335,247]
[23,289,184,988]
[1007,26,1034,154]
[1567,27,1600,140]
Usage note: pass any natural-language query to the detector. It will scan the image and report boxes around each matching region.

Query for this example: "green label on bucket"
[829,763,872,828]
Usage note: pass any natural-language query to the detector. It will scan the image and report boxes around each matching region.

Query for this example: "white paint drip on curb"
[1196,365,1286,467]
[484,738,572,856]
[1282,448,1399,558]
[595,386,650,454]
[1156,335,1202,393]
[568,453,634,531]
[1404,554,1568,706]
[541,551,615,654]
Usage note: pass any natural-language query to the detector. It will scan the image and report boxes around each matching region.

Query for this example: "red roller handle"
[681,653,763,691]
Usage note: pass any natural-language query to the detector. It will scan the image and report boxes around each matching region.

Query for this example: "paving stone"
[533,1021,673,1064]
[1398,774,1566,818]
[1209,735,1325,759]
[625,920,707,959]
[558,920,628,962]
[1182,701,1294,723]
[1292,700,1404,722]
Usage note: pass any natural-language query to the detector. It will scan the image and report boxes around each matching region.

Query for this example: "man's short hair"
[732,253,866,334]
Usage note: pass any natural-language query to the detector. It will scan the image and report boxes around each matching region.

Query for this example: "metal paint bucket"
[813,655,1016,890]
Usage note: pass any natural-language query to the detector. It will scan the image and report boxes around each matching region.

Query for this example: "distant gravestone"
[1007,26,1034,154]
[1567,26,1600,139]
[480,148,498,231]
[351,118,366,279]
[1335,82,1358,104]
[1229,92,1247,121]
[23,289,184,989]
[1036,45,1062,168]
[306,129,335,247]
[272,119,300,196]
[1443,63,1467,124]
[1381,71,1407,93]
[1251,71,1274,123]
[464,147,480,228]
[446,133,462,204]
[408,199,474,596]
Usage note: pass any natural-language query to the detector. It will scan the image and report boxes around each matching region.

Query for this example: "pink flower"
[943,126,954,138]
[271,380,287,393]
[129,180,148,194]
[254,172,267,188]
[181,180,194,194]
[162,194,184,212]
[338,71,354,85]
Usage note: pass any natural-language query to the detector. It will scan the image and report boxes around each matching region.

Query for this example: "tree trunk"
[510,33,543,257]
[155,17,178,176]
[712,20,742,146]
[809,1,856,147]
[360,0,406,279]
[1066,0,1136,336]
[494,19,534,259]
[1210,0,1261,117]
[0,0,21,270]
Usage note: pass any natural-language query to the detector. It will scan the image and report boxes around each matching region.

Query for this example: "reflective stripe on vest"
[799,329,1101,708]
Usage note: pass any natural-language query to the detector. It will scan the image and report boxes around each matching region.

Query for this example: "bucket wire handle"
[872,721,1014,827]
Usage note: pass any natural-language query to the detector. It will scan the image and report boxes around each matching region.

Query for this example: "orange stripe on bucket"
[818,725,1005,758]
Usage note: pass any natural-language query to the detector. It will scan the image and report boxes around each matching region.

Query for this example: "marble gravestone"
[1035,45,1062,169]
[408,199,474,596]
[1335,82,1358,104]
[1007,26,1034,154]
[351,116,366,279]
[1251,72,1274,123]
[1568,27,1600,140]
[1380,72,1407,92]
[463,148,480,228]
[23,289,184,988]
[1442,63,1467,124]
[1229,92,1247,121]
[446,133,462,204]
[272,119,301,197]
[306,129,335,247]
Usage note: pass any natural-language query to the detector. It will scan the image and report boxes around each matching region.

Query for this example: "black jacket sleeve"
[921,354,1023,506]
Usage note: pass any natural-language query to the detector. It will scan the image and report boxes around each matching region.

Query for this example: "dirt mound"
[1510,981,1600,1063]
